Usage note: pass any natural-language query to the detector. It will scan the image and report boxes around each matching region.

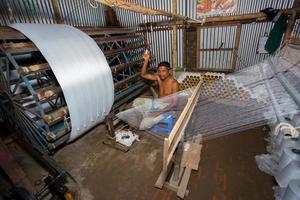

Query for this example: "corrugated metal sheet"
[0,0,106,26]
[115,0,296,71]
[115,0,294,27]
[0,0,298,71]
[145,28,172,67]
[293,19,300,38]
[199,26,236,70]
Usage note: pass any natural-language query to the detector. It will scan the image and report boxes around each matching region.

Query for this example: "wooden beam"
[196,27,200,69]
[294,0,300,7]
[104,6,120,27]
[139,8,300,28]
[172,0,178,76]
[284,11,296,43]
[184,27,197,69]
[95,0,190,20]
[51,0,62,24]
[93,34,143,44]
[293,0,300,18]
[104,44,147,56]
[163,79,203,171]
[231,23,242,72]
[0,27,137,40]
[188,67,233,73]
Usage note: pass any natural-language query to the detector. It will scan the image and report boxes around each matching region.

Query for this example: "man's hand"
[143,50,150,61]
[141,49,157,81]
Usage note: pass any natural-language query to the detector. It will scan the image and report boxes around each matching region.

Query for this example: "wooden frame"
[196,23,241,72]
[163,79,203,171]
[155,79,203,197]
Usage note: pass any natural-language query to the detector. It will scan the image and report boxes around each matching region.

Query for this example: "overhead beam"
[95,0,191,20]
[0,27,136,40]
[139,8,300,28]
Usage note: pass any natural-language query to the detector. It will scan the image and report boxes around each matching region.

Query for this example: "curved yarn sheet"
[11,23,114,141]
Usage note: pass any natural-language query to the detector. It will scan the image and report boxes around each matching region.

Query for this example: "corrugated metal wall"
[199,25,237,71]
[0,0,298,71]
[115,0,296,70]
[0,0,106,26]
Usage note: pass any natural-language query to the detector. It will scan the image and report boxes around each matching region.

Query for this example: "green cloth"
[265,15,288,54]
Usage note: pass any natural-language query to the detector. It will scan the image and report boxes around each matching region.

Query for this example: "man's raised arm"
[141,50,157,81]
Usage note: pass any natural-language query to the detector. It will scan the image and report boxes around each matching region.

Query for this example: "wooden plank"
[0,27,26,40]
[186,144,202,170]
[196,27,200,69]
[95,0,191,20]
[163,79,203,171]
[1,42,38,54]
[199,48,234,51]
[51,0,62,24]
[184,28,197,69]
[93,34,144,44]
[231,24,242,72]
[172,0,178,76]
[0,27,137,40]
[162,139,169,177]
[80,27,136,35]
[104,44,147,56]
[188,67,232,73]
[139,8,300,27]
[283,15,296,43]
[177,139,202,198]
[18,63,50,75]
[177,167,192,198]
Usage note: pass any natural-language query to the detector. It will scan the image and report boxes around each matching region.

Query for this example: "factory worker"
[141,50,179,98]
[129,50,179,130]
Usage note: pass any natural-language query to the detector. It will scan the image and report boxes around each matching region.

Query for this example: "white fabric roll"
[283,179,300,200]
[11,24,114,141]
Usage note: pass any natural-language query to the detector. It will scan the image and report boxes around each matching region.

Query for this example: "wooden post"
[172,0,177,76]
[196,27,200,69]
[51,0,62,24]
[231,23,241,72]
[105,6,120,27]
[184,27,197,70]
[284,13,296,43]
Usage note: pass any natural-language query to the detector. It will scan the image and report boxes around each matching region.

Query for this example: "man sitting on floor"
[131,50,179,130]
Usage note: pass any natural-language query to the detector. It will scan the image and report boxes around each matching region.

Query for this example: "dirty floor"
[1,123,274,200]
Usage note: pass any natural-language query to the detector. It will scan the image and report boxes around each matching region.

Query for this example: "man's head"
[157,61,171,80]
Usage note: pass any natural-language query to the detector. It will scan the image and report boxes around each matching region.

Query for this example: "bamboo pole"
[139,8,300,28]
[51,0,62,24]
[231,23,242,72]
[283,11,296,43]
[95,0,190,20]
[196,27,200,69]
[172,0,177,76]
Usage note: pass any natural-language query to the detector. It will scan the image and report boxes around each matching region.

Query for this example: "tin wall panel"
[115,0,296,71]
[0,0,105,26]
[0,0,298,71]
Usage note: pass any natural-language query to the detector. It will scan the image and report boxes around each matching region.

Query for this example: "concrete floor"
[1,123,274,200]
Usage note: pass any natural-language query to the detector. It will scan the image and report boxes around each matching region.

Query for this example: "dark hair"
[158,61,171,69]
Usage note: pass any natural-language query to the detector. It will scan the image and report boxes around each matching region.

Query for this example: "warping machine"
[0,24,151,153]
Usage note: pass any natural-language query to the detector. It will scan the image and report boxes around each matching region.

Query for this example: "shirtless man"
[132,50,179,130]
[141,50,179,97]
[120,51,180,130]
